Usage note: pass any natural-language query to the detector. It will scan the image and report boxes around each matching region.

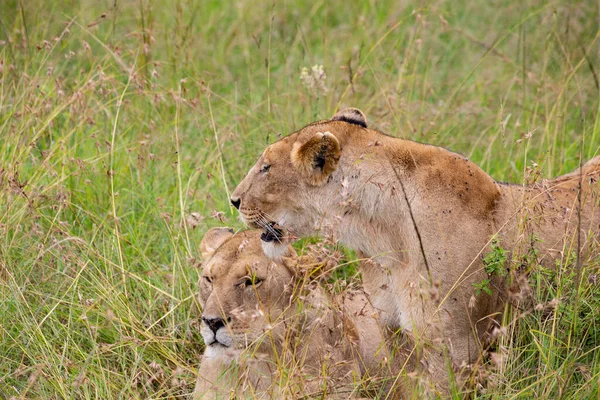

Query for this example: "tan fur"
[230,108,600,393]
[199,227,235,259]
[194,229,403,399]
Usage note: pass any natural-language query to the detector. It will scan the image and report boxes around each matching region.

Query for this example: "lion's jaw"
[200,306,273,350]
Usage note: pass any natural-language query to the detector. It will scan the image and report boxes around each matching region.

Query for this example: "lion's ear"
[291,131,341,185]
[200,227,234,259]
[331,108,367,128]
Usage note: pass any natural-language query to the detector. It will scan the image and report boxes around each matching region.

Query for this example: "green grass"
[1,0,599,398]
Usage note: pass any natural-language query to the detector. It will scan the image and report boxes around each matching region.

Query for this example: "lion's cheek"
[197,287,210,306]
[264,193,278,203]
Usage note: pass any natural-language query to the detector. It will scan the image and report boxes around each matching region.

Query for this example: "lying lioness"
[194,228,405,399]
[230,107,600,392]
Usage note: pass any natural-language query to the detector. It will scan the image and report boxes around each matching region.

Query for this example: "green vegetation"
[0,0,599,398]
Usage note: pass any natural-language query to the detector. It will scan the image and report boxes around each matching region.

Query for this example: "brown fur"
[230,108,600,394]
[194,229,404,399]
[291,131,341,186]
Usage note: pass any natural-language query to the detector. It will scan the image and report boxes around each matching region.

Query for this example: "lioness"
[194,228,405,399]
[230,108,600,393]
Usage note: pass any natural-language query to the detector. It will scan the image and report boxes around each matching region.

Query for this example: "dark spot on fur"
[333,111,367,128]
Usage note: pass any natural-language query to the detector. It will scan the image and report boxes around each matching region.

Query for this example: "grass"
[0,0,599,398]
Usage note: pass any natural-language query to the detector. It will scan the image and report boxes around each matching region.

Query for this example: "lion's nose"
[230,197,241,210]
[202,317,226,334]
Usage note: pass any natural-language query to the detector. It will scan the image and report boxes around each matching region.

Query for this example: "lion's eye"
[236,276,263,288]
[204,276,213,284]
[260,164,270,174]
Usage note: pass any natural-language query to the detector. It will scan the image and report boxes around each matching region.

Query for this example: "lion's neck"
[311,160,416,265]
[310,137,502,268]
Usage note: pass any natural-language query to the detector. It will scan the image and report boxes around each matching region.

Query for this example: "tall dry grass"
[0,0,599,398]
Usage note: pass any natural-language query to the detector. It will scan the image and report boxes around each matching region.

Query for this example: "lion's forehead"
[203,239,269,279]
[205,257,263,279]
[264,141,290,160]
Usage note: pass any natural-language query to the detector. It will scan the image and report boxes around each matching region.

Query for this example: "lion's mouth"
[208,340,229,348]
[260,222,284,243]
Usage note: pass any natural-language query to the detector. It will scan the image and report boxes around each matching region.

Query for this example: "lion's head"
[230,108,368,239]
[196,228,404,398]
[198,227,298,355]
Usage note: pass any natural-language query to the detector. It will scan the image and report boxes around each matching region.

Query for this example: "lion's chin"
[261,240,291,261]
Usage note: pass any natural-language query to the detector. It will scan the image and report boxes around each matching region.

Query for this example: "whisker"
[254,215,270,229]
[257,215,271,229]
[256,213,284,243]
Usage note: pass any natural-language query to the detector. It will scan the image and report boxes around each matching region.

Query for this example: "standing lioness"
[195,228,404,399]
[230,108,600,393]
